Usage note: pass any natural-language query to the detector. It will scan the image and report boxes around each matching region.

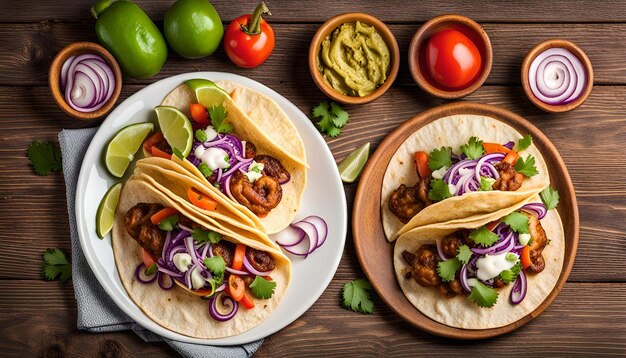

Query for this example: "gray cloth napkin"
[59,127,263,358]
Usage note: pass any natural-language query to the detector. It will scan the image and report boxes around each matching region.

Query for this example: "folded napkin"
[59,128,263,358]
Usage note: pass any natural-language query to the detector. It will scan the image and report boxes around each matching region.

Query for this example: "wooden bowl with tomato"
[408,14,492,99]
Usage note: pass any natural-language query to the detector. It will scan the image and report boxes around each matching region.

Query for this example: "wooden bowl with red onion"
[521,39,593,113]
[49,42,122,120]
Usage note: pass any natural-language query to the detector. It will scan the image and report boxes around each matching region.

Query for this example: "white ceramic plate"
[76,72,347,345]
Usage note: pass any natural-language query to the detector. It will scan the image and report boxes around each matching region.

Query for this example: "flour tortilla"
[161,80,307,234]
[393,197,564,329]
[382,114,550,241]
[112,178,291,338]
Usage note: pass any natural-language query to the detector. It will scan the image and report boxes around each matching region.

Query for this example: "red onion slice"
[274,225,306,247]
[135,263,158,284]
[528,47,587,106]
[60,55,75,90]
[510,270,527,304]
[275,215,328,258]
[301,216,328,249]
[209,292,239,321]
[60,53,116,112]
[292,220,318,255]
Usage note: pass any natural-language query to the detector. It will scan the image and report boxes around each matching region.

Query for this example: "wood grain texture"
[2,23,626,86]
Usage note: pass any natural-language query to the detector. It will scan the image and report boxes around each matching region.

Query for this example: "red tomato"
[224,2,274,68]
[425,29,482,90]
[141,248,158,268]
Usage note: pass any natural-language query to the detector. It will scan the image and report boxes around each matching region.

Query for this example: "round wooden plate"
[353,101,579,339]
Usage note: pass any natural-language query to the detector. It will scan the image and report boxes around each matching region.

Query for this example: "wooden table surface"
[1,1,625,356]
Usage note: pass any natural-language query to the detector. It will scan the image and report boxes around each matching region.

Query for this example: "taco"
[145,79,307,234]
[112,177,291,338]
[393,198,564,329]
[382,114,550,241]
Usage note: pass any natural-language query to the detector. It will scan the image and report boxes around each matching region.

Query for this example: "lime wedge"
[195,84,232,108]
[338,142,370,183]
[96,183,122,239]
[105,122,154,178]
[155,106,194,158]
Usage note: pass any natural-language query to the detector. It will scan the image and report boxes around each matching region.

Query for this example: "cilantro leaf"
[28,140,62,176]
[342,279,374,314]
[330,102,350,128]
[41,248,71,284]
[501,212,530,234]
[172,147,184,159]
[468,280,499,308]
[514,155,539,177]
[192,227,222,244]
[480,176,495,191]
[456,245,473,265]
[428,178,452,201]
[203,256,225,276]
[197,163,212,177]
[249,275,277,299]
[517,134,532,151]
[209,105,233,134]
[498,262,522,284]
[540,186,560,210]
[312,101,350,137]
[158,215,179,231]
[428,147,452,170]
[195,129,208,142]
[469,226,500,247]
[460,136,484,160]
[437,258,462,282]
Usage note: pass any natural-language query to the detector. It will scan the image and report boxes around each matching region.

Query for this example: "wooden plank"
[0,280,624,356]
[1,84,625,282]
[2,0,626,23]
[1,22,626,86]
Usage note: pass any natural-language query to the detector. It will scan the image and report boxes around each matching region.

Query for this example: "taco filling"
[401,202,549,308]
[125,202,279,321]
[389,136,538,224]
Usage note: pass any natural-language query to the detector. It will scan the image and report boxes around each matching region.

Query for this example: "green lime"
[188,79,231,106]
[155,106,194,158]
[164,0,223,59]
[338,142,370,183]
[105,122,154,178]
[96,182,122,239]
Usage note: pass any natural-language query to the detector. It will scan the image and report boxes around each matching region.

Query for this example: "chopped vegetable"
[240,292,256,309]
[249,275,277,299]
[501,212,530,234]
[195,129,208,142]
[460,136,484,160]
[224,1,275,68]
[482,142,510,155]
[468,280,498,308]
[227,274,245,301]
[414,151,431,178]
[485,220,500,232]
[499,262,522,284]
[141,248,157,268]
[469,226,500,247]
[540,186,560,210]
[232,244,246,271]
[150,207,178,225]
[151,146,171,159]
[192,227,222,244]
[514,154,539,177]
[172,147,184,159]
[187,187,218,211]
[312,101,350,137]
[517,135,532,151]
[437,258,462,282]
[456,245,472,265]
[203,256,226,276]
[144,263,157,275]
[190,103,209,126]
[41,248,71,285]
[157,214,179,231]
[28,140,62,176]
[480,176,495,191]
[502,150,519,166]
[143,131,164,154]
[428,178,452,201]
[520,246,532,270]
[428,146,452,170]
[209,105,233,133]
[197,163,212,177]
[342,279,374,314]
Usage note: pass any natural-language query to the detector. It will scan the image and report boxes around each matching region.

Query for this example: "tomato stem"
[242,1,271,35]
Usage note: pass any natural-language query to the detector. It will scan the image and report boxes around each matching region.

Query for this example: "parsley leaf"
[456,245,473,265]
[469,226,500,247]
[192,227,222,244]
[342,278,374,314]
[468,280,499,308]
[428,179,452,201]
[203,256,225,276]
[27,140,62,176]
[517,134,533,151]
[514,155,539,177]
[428,147,452,170]
[209,105,233,134]
[501,212,530,234]
[158,215,179,231]
[249,276,277,299]
[437,258,462,282]
[172,147,184,159]
[42,248,71,284]
[197,163,212,177]
[195,129,208,142]
[460,136,484,160]
[540,186,560,210]
[480,176,495,191]
[498,262,522,284]
[312,101,350,137]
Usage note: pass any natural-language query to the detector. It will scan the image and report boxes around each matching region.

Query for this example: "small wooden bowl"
[308,13,400,105]
[49,42,122,120]
[521,39,593,113]
[408,14,492,99]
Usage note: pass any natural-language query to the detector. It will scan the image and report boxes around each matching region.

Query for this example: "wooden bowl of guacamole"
[309,13,400,105]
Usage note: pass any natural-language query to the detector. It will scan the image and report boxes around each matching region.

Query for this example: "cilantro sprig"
[499,262,522,284]
[158,215,179,231]
[469,226,500,247]
[192,227,222,244]
[342,278,374,314]
[517,134,533,151]
[209,105,233,134]
[437,258,462,282]
[428,178,452,201]
[250,276,277,299]
[312,101,350,137]
[540,186,560,210]
[28,140,62,176]
[501,212,530,234]
[428,146,452,171]
[514,154,539,177]
[456,244,473,265]
[42,248,71,285]
[468,280,499,308]
[204,256,226,276]
[460,136,484,160]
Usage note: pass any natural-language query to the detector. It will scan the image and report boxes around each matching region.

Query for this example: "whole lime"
[164,0,223,59]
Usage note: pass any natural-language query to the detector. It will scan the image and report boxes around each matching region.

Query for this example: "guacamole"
[318,21,390,97]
